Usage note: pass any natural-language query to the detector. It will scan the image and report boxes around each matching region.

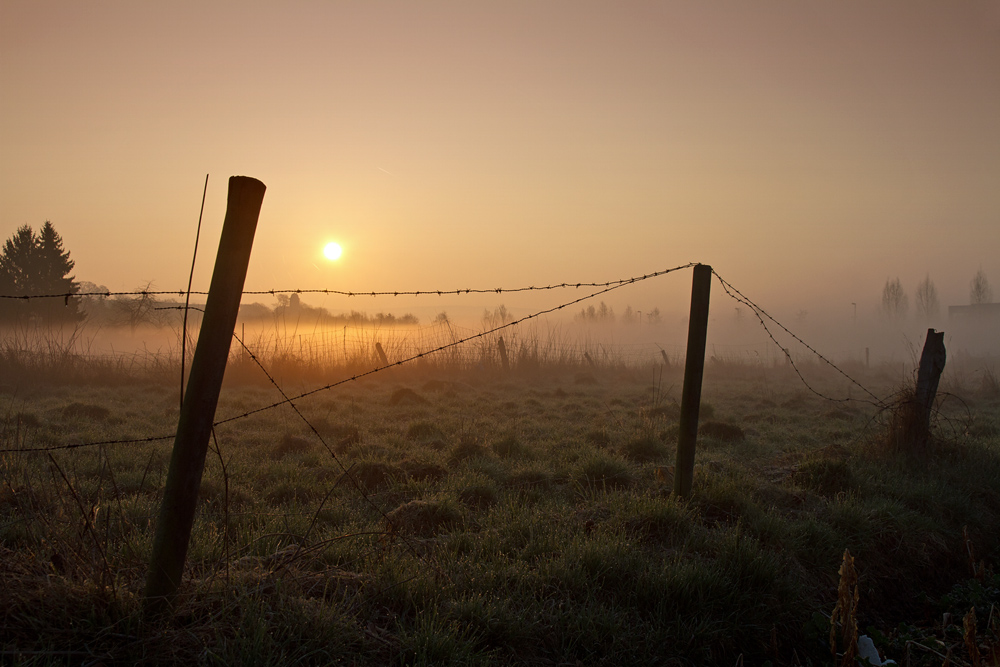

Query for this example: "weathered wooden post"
[497,336,510,371]
[914,328,946,447]
[144,176,265,615]
[674,263,712,498]
[375,342,389,366]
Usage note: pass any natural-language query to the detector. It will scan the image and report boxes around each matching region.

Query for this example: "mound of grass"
[458,481,499,509]
[621,434,668,462]
[699,421,745,442]
[60,402,111,420]
[573,452,634,490]
[270,434,313,459]
[386,497,463,537]
[400,459,448,482]
[491,433,526,458]
[389,387,428,406]
[448,440,490,466]
[796,457,852,495]
[406,420,445,442]
[349,461,403,491]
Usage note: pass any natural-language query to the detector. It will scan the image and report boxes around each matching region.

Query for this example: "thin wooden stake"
[144,176,265,615]
[497,336,510,371]
[674,263,712,498]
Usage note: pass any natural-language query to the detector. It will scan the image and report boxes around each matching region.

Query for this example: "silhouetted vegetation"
[0,222,82,323]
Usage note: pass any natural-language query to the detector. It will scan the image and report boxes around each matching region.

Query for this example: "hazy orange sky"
[2,1,998,322]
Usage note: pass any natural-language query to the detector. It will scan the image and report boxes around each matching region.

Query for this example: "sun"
[323,242,342,261]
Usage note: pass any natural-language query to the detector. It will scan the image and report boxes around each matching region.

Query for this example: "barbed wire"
[0,262,695,454]
[712,269,887,408]
[214,264,694,425]
[228,330,448,577]
[0,265,694,302]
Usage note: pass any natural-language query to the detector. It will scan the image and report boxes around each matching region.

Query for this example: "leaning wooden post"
[914,328,946,448]
[144,176,265,615]
[674,263,712,498]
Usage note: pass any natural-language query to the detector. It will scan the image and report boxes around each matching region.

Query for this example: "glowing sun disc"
[323,242,342,260]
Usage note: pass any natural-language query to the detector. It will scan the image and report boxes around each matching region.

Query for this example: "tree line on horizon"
[880,270,994,322]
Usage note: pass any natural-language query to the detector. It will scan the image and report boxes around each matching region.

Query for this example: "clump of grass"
[400,459,448,482]
[699,421,745,443]
[386,497,463,537]
[61,402,111,420]
[584,428,611,447]
[390,387,428,405]
[349,460,403,491]
[407,420,445,442]
[458,480,499,509]
[981,366,1000,397]
[620,434,667,462]
[877,389,932,455]
[795,457,852,495]
[491,433,526,458]
[448,439,490,466]
[270,433,313,459]
[573,452,634,490]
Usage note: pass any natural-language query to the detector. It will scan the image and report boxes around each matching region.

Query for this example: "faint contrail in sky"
[376,166,393,175]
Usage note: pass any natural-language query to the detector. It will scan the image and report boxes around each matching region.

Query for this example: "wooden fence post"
[914,328,946,447]
[674,263,712,498]
[144,176,265,615]
[497,336,510,371]
[375,342,389,366]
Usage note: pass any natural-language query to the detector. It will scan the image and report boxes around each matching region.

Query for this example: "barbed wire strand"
[712,269,886,408]
[0,266,692,302]
[213,263,696,427]
[228,330,448,581]
[0,262,695,454]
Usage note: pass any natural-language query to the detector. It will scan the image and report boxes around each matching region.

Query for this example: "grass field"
[2,347,999,665]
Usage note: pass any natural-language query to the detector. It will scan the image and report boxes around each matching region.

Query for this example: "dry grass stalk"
[964,607,982,667]
[830,548,859,667]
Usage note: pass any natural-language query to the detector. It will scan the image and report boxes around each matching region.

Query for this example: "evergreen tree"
[0,222,82,322]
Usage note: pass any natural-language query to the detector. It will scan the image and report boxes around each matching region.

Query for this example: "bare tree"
[881,277,909,320]
[914,274,940,321]
[970,268,993,305]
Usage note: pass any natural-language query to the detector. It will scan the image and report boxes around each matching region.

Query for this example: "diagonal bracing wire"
[712,269,886,408]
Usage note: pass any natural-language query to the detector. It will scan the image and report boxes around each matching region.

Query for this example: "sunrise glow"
[323,242,342,261]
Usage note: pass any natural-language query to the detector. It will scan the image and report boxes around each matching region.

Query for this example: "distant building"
[948,303,1000,323]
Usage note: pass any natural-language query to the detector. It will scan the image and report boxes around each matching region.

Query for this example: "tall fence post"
[674,263,712,498]
[144,176,265,615]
